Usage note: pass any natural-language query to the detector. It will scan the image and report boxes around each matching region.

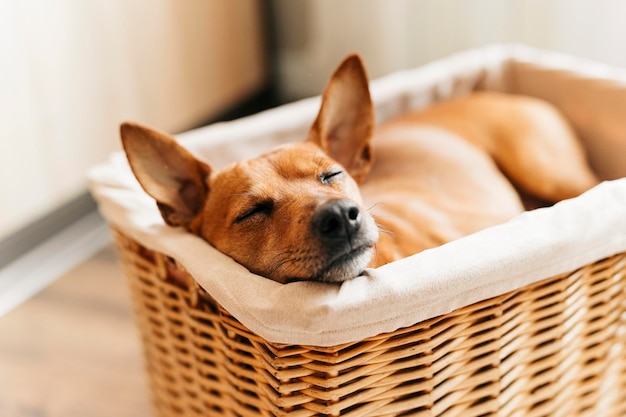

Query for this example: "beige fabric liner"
[89,44,626,346]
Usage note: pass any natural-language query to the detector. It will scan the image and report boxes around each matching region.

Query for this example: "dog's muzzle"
[312,199,363,245]
[309,199,377,283]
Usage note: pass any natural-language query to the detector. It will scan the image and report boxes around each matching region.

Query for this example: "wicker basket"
[91,45,626,416]
[114,230,626,416]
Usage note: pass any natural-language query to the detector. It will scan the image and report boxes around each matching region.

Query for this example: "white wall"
[0,0,267,238]
[272,0,626,100]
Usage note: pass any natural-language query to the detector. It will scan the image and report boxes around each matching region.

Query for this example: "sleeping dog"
[120,54,598,283]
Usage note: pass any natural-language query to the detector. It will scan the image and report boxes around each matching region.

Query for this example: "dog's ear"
[308,53,375,183]
[120,122,211,230]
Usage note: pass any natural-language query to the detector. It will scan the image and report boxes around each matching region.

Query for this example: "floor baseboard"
[0,209,110,316]
[0,193,98,269]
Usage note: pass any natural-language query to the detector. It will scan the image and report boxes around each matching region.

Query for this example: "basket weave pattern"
[114,231,626,417]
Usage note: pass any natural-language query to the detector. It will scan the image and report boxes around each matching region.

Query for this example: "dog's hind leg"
[490,98,600,204]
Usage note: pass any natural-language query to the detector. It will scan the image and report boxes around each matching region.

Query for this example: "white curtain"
[273,0,626,100]
[0,0,266,238]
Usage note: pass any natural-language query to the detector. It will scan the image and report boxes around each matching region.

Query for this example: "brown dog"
[120,54,599,284]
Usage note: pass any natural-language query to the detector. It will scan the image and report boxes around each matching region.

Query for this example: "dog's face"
[121,54,379,283]
[200,142,378,282]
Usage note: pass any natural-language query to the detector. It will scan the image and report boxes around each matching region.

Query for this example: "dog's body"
[363,92,599,264]
[121,54,598,283]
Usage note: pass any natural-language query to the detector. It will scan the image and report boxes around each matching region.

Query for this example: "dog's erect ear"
[120,122,212,230]
[308,53,375,183]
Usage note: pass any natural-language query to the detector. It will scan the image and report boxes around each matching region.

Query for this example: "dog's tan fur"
[121,54,599,283]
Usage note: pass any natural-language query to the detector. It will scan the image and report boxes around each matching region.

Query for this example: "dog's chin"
[314,245,374,284]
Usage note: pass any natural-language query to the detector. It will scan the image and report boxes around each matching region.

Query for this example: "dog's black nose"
[313,199,362,241]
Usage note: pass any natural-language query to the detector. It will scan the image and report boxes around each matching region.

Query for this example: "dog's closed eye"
[234,200,274,224]
[320,170,343,185]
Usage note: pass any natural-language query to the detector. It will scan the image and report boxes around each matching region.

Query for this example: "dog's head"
[121,54,378,283]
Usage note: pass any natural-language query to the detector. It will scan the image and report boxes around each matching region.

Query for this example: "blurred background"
[2,0,626,253]
[1,0,626,415]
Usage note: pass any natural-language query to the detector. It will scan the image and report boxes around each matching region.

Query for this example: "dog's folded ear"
[120,122,211,231]
[308,53,375,183]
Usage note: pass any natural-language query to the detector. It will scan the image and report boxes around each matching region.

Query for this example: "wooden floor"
[0,245,154,417]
